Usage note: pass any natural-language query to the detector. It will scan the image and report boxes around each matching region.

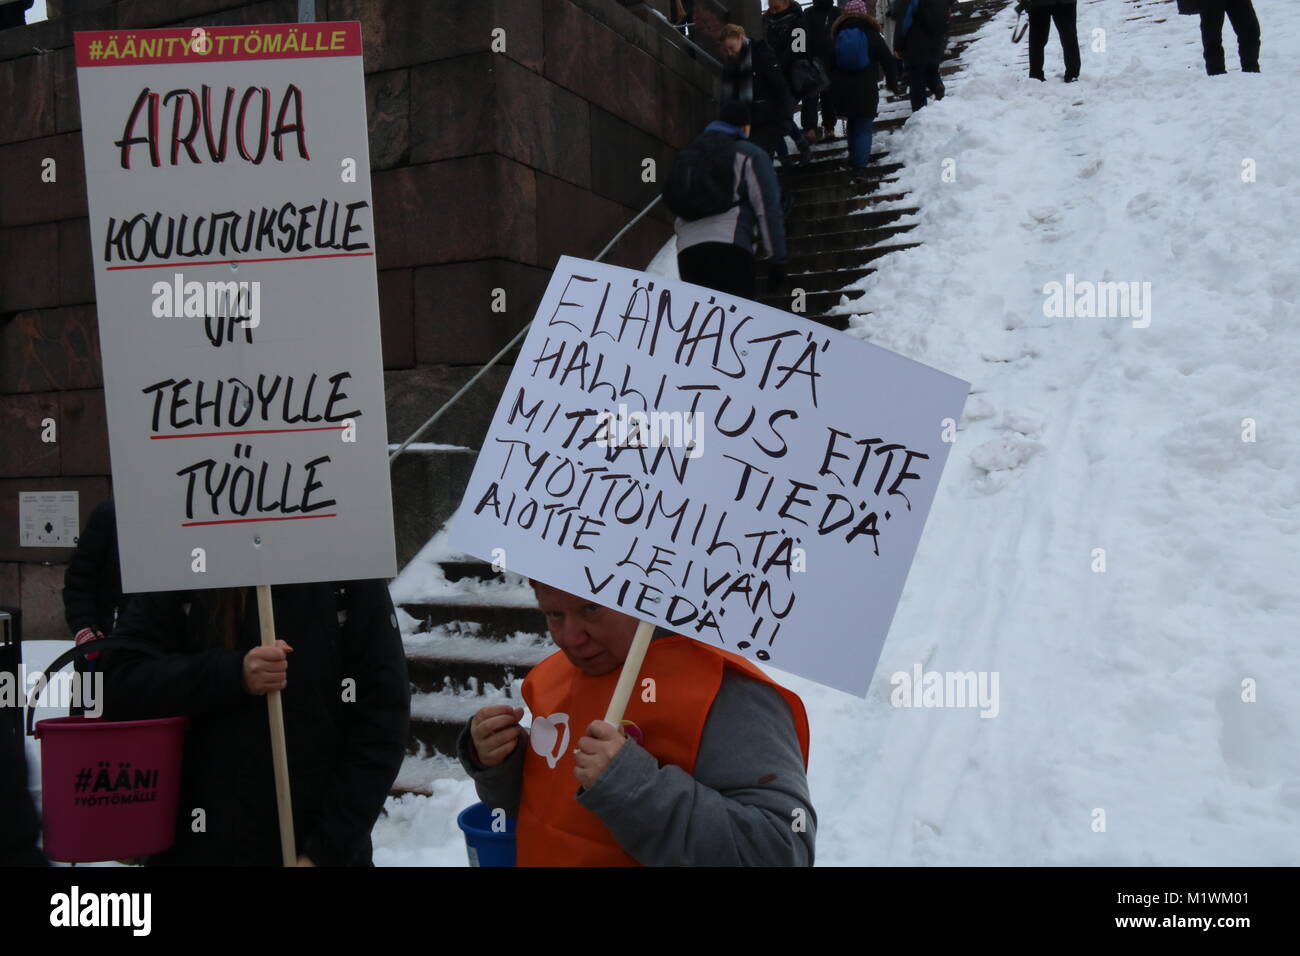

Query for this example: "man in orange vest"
[459,580,815,866]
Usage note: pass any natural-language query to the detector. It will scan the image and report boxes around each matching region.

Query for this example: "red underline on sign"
[151,426,347,439]
[181,514,337,527]
[106,252,375,271]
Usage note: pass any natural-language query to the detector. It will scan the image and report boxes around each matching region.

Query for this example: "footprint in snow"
[968,435,1043,494]
[1001,411,1044,439]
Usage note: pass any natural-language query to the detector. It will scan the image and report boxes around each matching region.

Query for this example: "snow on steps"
[383,0,1017,782]
[392,528,549,761]
[758,0,1015,328]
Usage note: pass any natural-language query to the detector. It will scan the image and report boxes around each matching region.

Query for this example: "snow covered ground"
[376,0,1300,865]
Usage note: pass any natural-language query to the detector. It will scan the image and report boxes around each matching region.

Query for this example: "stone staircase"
[758,0,1012,328]
[387,0,1014,792]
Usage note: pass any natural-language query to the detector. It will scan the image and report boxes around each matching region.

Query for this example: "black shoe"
[1243,63,1260,73]
[1029,71,1046,82]
[932,81,945,100]
[1064,74,1079,83]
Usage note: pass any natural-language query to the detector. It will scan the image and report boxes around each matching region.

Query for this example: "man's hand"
[470,705,525,768]
[75,627,105,662]
[574,720,627,790]
[242,640,292,695]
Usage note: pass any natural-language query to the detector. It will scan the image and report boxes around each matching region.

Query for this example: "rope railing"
[387,194,664,466]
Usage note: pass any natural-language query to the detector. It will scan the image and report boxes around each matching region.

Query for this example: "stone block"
[365,68,410,171]
[18,562,68,641]
[412,259,550,366]
[371,156,536,270]
[0,132,87,227]
[0,224,59,312]
[377,267,414,370]
[0,306,102,393]
[58,388,110,476]
[58,218,94,305]
[384,364,513,452]
[0,393,60,478]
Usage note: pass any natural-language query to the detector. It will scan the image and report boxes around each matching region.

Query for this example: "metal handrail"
[387,194,664,466]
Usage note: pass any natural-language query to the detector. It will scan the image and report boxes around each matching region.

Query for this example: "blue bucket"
[457,802,517,867]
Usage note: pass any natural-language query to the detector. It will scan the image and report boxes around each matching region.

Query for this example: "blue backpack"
[835,27,872,72]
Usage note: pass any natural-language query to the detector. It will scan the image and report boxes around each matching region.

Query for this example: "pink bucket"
[34,715,188,863]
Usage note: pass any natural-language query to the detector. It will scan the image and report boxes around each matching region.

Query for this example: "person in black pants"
[1023,0,1080,83]
[806,0,842,140]
[100,580,409,866]
[1199,0,1260,75]
[891,0,953,111]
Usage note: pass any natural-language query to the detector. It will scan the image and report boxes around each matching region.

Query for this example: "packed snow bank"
[375,0,1300,865]
[805,0,1300,864]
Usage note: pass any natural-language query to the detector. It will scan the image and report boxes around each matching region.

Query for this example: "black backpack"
[663,129,740,221]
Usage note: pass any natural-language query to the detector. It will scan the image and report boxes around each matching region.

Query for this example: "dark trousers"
[677,242,757,299]
[1028,2,1081,80]
[1200,0,1260,74]
[803,90,837,131]
[908,62,942,111]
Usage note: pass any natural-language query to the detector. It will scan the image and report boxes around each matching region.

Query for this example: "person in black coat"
[890,0,953,111]
[829,3,901,185]
[805,0,842,140]
[1182,0,1260,75]
[100,579,409,866]
[63,498,126,714]
[720,24,796,160]
[64,498,127,639]
[1020,0,1080,82]
[761,0,813,160]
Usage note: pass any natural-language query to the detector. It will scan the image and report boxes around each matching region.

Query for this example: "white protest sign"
[74,22,395,593]
[450,256,969,697]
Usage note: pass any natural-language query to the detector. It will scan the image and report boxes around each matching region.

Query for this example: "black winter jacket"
[829,14,900,120]
[101,579,409,866]
[891,0,953,66]
[762,3,808,74]
[63,499,124,636]
[721,38,795,138]
[806,0,842,63]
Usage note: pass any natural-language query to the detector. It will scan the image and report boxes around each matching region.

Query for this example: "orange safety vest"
[516,634,810,867]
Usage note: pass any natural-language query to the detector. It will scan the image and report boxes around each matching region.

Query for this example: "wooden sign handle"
[256,584,297,866]
[603,619,656,725]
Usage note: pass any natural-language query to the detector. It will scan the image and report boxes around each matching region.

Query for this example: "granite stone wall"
[0,0,727,639]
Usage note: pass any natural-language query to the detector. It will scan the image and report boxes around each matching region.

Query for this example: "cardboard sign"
[451,257,969,696]
[74,22,394,592]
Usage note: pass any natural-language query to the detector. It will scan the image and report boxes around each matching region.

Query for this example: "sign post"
[74,21,394,865]
[451,256,970,700]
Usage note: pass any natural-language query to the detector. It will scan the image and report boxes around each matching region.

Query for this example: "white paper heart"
[530,712,570,770]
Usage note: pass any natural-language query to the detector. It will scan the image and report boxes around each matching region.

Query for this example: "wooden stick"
[603,619,656,725]
[256,584,296,866]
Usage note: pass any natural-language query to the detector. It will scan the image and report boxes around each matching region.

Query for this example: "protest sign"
[450,256,970,697]
[74,21,394,594]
